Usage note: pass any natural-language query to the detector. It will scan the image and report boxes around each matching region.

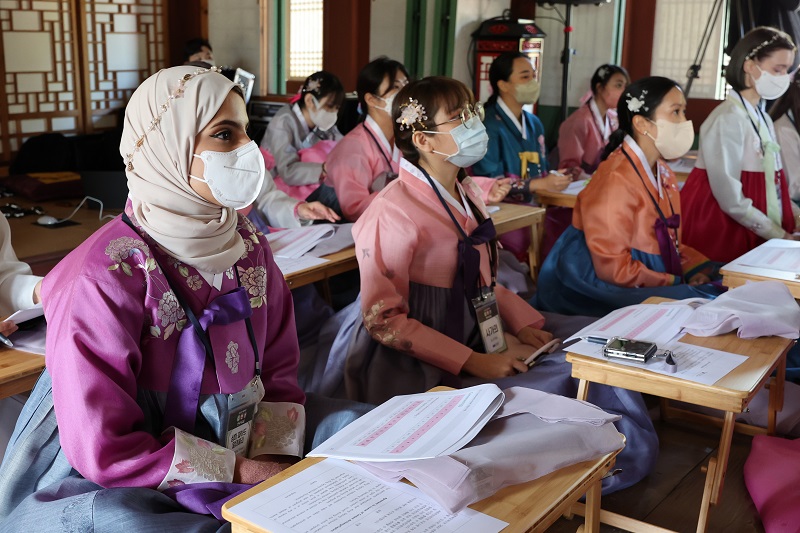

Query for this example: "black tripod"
[685,0,728,98]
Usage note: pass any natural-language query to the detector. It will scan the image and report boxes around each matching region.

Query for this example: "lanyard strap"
[363,122,395,175]
[621,148,679,245]
[121,213,260,376]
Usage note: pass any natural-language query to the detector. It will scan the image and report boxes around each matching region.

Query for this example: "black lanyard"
[417,167,498,288]
[621,148,679,252]
[737,91,771,156]
[363,122,395,175]
[121,213,260,377]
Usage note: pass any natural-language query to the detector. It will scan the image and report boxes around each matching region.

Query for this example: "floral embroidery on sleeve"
[157,428,236,491]
[151,290,186,340]
[363,300,412,352]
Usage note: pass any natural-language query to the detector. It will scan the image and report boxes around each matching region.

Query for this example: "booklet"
[308,384,505,462]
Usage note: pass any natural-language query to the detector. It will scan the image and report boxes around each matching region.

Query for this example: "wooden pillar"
[621,0,656,81]
[322,0,371,91]
[509,0,536,20]
[167,0,207,67]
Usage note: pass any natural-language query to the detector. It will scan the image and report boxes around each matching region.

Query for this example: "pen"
[585,336,608,345]
[0,331,13,348]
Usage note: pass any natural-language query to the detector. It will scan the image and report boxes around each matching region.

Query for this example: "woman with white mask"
[682,26,800,263]
[535,77,723,316]
[0,66,369,531]
[315,77,659,496]
[259,70,345,209]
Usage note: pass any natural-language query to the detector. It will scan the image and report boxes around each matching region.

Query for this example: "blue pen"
[585,336,608,345]
[0,331,13,348]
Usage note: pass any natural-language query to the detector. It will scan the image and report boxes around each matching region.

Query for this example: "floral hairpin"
[304,78,322,94]
[597,66,609,79]
[746,34,782,60]
[626,90,648,113]
[124,66,222,171]
[396,98,428,132]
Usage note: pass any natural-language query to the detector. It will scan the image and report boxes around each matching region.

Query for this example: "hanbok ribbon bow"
[654,213,683,278]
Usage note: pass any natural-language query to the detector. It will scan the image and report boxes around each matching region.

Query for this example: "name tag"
[472,290,507,354]
[224,376,265,455]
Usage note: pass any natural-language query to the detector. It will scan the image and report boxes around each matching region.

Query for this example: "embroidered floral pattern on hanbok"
[186,275,202,291]
[239,266,266,308]
[251,404,300,451]
[225,341,240,374]
[105,236,151,276]
[363,299,412,352]
[158,429,235,489]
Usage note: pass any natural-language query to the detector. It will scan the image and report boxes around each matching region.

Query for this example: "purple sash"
[654,213,683,277]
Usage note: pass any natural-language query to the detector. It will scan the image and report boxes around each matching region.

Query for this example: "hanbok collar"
[196,269,228,291]
[292,103,311,136]
[497,96,527,140]
[623,135,664,199]
[589,97,611,142]
[365,115,401,163]
[400,158,474,220]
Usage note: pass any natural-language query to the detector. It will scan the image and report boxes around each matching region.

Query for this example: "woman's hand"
[296,201,340,223]
[488,178,513,203]
[233,455,294,485]
[687,273,711,286]
[0,320,18,337]
[462,350,528,379]
[516,326,553,350]
[33,280,42,305]
[530,172,571,193]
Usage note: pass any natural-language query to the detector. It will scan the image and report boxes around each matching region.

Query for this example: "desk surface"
[222,448,621,533]
[0,347,44,399]
[719,267,800,299]
[566,298,793,413]
[536,189,578,208]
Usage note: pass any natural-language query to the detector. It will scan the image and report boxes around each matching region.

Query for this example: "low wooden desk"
[6,196,118,276]
[536,189,578,209]
[566,299,791,532]
[490,202,546,281]
[719,266,800,298]
[0,347,44,400]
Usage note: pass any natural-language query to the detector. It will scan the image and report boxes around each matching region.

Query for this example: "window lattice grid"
[288,0,323,79]
[651,0,728,100]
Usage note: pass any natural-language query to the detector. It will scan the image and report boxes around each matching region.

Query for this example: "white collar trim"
[497,97,527,140]
[624,135,663,199]
[401,159,473,219]
[292,103,310,136]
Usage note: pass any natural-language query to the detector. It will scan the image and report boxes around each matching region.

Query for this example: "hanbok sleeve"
[774,117,800,202]
[495,285,545,332]
[702,112,785,240]
[254,168,303,229]
[581,172,676,287]
[355,200,473,374]
[327,143,380,221]
[263,115,324,186]
[469,176,498,204]
[0,215,40,316]
[44,274,235,490]
[558,112,589,169]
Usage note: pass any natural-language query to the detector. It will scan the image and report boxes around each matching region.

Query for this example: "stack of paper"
[722,239,800,282]
[561,179,588,195]
[6,303,46,355]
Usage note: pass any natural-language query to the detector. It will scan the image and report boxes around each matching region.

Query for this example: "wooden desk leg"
[768,352,787,435]
[696,457,717,533]
[710,411,735,505]
[577,379,590,401]
[529,219,542,283]
[582,479,602,533]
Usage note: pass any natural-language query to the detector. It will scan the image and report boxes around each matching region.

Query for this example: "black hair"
[590,64,630,95]
[726,26,796,92]
[601,76,682,161]
[393,76,473,166]
[487,52,529,105]
[298,71,345,110]
[183,38,212,62]
[356,56,409,118]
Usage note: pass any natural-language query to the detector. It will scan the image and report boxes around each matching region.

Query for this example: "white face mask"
[189,140,265,209]
[514,79,541,105]
[425,115,489,168]
[646,119,695,160]
[310,96,339,131]
[753,66,792,100]
[374,92,396,117]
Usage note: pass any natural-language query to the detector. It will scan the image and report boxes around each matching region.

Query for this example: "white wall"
[369,0,408,63]
[208,0,262,75]
[535,2,618,107]
[451,0,511,85]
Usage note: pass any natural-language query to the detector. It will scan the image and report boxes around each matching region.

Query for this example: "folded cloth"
[354,387,624,514]
[682,281,800,339]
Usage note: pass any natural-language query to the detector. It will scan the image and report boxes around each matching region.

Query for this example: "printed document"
[566,303,697,346]
[723,239,800,281]
[266,225,337,259]
[308,384,504,461]
[227,459,507,532]
[272,255,329,277]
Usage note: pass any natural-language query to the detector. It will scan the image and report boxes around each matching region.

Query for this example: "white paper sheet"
[227,459,508,532]
[273,255,329,277]
[567,340,747,386]
[304,223,354,257]
[486,205,500,214]
[308,384,504,461]
[561,179,588,195]
[5,303,43,324]
[723,239,800,280]
[565,303,696,347]
[266,225,336,259]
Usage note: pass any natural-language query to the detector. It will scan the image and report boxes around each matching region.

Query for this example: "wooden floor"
[548,408,765,533]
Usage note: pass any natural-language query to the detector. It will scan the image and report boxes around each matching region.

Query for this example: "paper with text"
[267,225,337,259]
[227,459,507,532]
[567,340,746,385]
[566,303,696,346]
[308,384,504,461]
[723,239,800,281]
[273,255,329,277]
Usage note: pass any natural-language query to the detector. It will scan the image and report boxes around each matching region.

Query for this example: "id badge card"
[225,376,265,456]
[472,290,507,354]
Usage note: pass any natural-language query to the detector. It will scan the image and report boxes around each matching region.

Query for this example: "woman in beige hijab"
[0,66,368,531]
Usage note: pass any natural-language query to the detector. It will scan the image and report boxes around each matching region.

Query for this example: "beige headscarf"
[120,65,244,274]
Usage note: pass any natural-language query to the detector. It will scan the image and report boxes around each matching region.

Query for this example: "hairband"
[396,98,428,132]
[746,33,784,60]
[124,66,223,171]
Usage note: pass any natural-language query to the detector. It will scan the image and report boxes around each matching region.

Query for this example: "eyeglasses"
[432,102,485,129]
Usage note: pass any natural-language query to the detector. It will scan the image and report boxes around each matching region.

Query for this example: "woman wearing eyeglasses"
[312,77,658,494]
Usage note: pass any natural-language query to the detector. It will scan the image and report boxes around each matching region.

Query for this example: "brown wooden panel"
[621,0,656,82]
[322,0,370,92]
[167,0,205,67]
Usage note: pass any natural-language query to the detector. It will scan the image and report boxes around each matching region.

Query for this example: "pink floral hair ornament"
[626,89,649,113]
[396,98,428,132]
[124,66,223,171]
